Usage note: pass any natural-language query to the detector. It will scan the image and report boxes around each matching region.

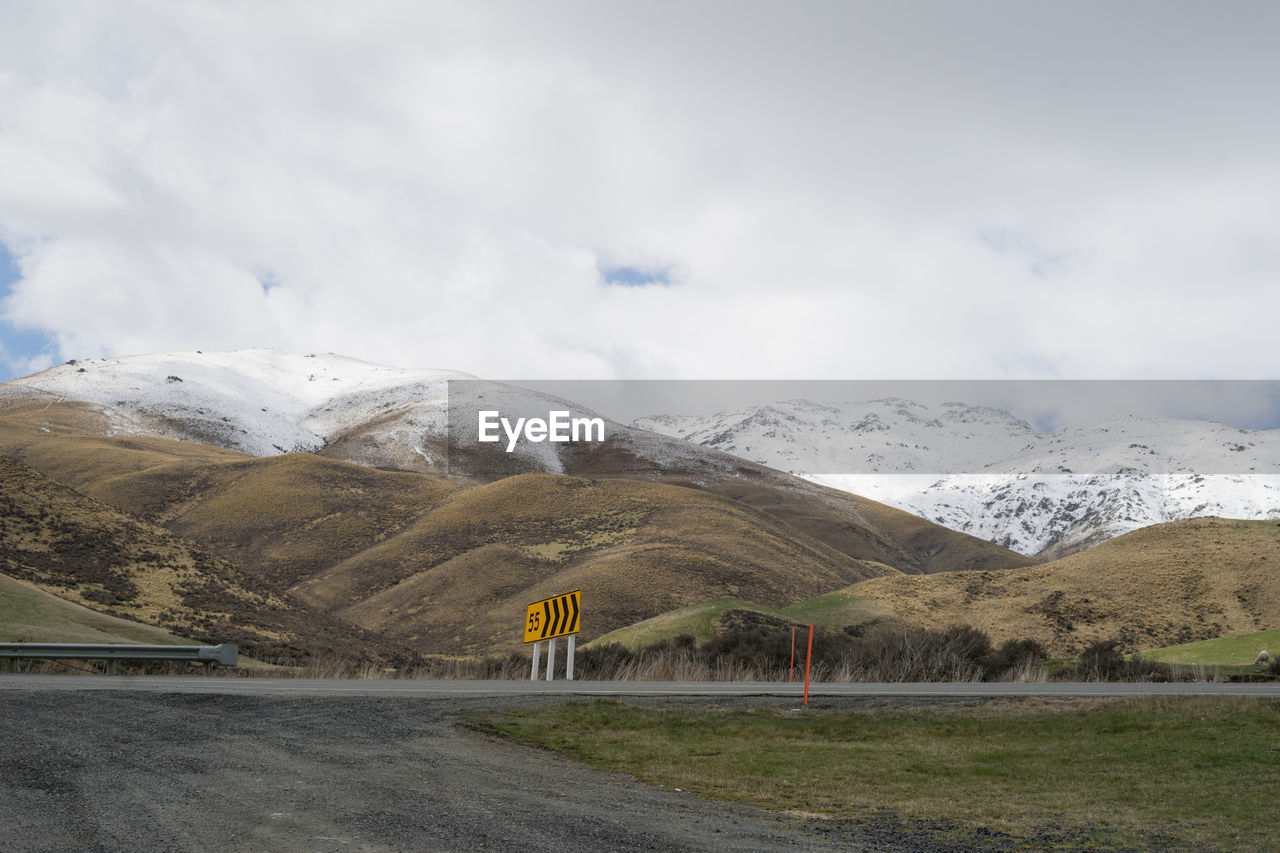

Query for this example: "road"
[4,673,1279,697]
[3,676,1275,852]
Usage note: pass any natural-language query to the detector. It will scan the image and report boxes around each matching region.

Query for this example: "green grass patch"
[778,591,886,628]
[0,572,190,645]
[469,697,1280,851]
[1144,627,1280,665]
[588,592,886,651]
[587,597,758,648]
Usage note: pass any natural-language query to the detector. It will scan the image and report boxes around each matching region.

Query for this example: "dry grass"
[155,453,456,589]
[852,518,1280,656]
[0,456,417,665]
[633,469,1037,576]
[297,473,896,656]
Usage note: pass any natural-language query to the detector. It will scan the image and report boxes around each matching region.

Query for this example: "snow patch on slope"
[6,349,727,480]
[637,399,1280,556]
[12,349,470,457]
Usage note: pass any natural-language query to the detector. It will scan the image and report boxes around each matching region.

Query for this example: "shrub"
[1077,639,1172,682]
[703,625,847,672]
[942,624,993,666]
[835,623,989,682]
[982,638,1046,679]
[1078,640,1127,679]
[573,642,639,679]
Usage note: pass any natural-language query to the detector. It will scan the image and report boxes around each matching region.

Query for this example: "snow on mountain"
[635,400,1280,557]
[9,349,469,464]
[638,399,1041,475]
[3,349,740,479]
[15,351,1276,557]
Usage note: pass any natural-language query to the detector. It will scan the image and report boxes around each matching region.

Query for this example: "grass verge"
[467,697,1280,851]
[1144,627,1280,666]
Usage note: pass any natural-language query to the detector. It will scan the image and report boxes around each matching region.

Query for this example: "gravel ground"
[0,690,1208,852]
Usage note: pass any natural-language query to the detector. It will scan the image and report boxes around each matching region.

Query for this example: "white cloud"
[1,0,1278,381]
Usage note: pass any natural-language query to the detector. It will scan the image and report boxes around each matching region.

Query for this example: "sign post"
[524,590,581,681]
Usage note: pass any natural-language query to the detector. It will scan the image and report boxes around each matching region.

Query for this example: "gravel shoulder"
[0,689,1208,852]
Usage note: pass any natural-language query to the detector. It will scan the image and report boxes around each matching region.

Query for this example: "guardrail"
[0,642,238,674]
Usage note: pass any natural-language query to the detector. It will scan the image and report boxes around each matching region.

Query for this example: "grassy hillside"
[0,395,459,590]
[589,589,893,650]
[702,476,1034,575]
[0,392,1036,659]
[300,473,894,654]
[8,388,1275,665]
[0,391,246,476]
[851,518,1280,656]
[0,572,191,645]
[0,456,410,664]
[568,437,1035,575]
[129,453,456,589]
[1144,627,1280,665]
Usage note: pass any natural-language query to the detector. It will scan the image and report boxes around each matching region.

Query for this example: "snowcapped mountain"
[635,399,1280,557]
[0,349,1039,581]
[3,349,739,479]
[638,398,1042,475]
[14,351,1277,558]
[8,349,469,466]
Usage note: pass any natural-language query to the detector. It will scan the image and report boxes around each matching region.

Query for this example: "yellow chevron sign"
[524,590,581,643]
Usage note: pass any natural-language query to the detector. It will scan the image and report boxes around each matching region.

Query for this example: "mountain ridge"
[5,349,1029,576]
[1,350,1033,658]
[635,398,1280,556]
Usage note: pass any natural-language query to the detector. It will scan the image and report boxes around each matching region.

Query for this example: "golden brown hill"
[102,453,455,590]
[0,395,458,589]
[849,517,1280,656]
[0,456,408,663]
[702,475,1029,574]
[1,391,1032,659]
[0,391,248,491]
[296,473,894,654]
[1,392,1031,582]
[566,436,1033,575]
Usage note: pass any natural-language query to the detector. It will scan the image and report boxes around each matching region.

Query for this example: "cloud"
[1,1,1278,382]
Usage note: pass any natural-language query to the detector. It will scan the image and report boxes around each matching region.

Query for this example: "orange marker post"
[803,624,814,704]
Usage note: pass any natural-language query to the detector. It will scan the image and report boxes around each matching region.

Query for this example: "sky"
[2,1,1279,386]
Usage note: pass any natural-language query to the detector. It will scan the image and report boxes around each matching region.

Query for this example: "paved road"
[3,673,1279,697]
